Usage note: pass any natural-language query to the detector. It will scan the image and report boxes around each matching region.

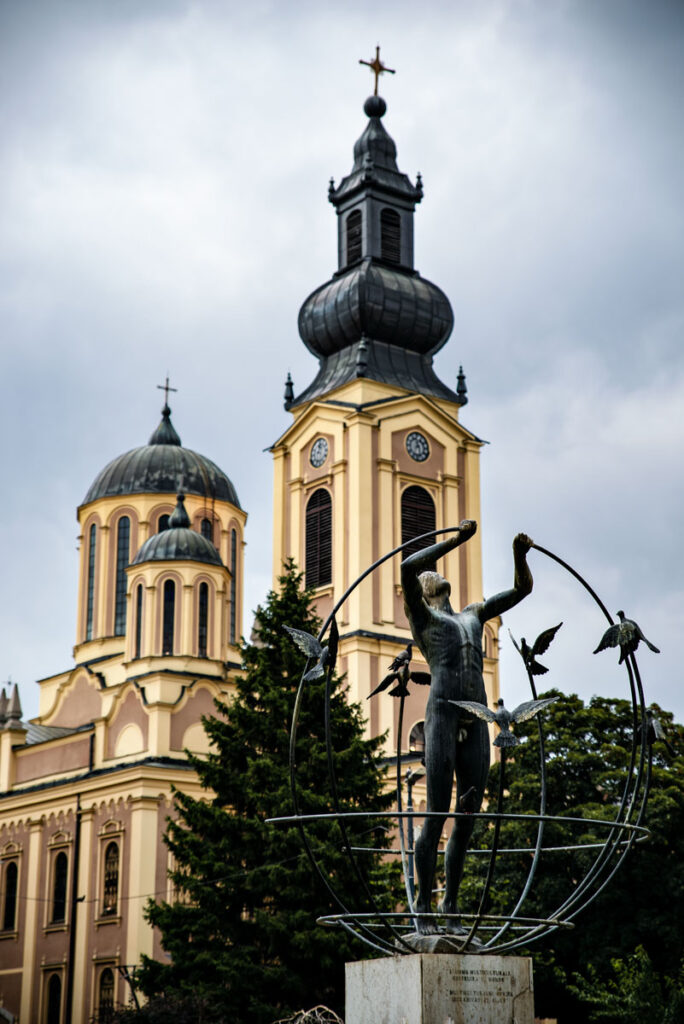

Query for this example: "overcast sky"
[1,0,682,724]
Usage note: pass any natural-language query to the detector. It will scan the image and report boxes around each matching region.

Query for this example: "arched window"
[102,842,119,916]
[162,580,175,656]
[198,583,209,658]
[346,209,362,265]
[409,721,425,755]
[200,517,213,543]
[86,524,97,641]
[380,208,401,263]
[114,516,130,636]
[135,584,143,659]
[98,968,115,1021]
[46,973,62,1024]
[401,486,436,561]
[230,529,237,645]
[158,514,170,532]
[305,489,332,589]
[51,851,68,923]
[2,860,18,930]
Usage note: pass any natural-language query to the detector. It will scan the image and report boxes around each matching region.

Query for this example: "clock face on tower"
[310,437,329,468]
[406,431,430,462]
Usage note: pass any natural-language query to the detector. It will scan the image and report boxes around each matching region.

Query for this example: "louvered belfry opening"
[401,485,436,561]
[380,208,401,264]
[305,488,332,589]
[346,209,362,265]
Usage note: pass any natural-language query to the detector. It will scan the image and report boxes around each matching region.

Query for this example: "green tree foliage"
[568,946,684,1024]
[461,692,684,1023]
[134,562,397,1023]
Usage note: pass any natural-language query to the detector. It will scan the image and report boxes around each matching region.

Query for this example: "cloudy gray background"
[1,0,682,723]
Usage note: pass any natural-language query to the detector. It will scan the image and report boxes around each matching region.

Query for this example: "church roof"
[131,492,223,567]
[82,405,241,508]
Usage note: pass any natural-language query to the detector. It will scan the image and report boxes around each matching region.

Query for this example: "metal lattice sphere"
[271,529,651,956]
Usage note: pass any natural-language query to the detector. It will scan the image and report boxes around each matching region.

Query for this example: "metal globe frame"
[269,528,652,955]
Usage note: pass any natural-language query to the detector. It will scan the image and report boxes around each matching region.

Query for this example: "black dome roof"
[81,406,241,508]
[298,259,453,359]
[131,493,223,567]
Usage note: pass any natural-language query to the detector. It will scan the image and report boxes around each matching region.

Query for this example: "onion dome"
[291,95,461,408]
[131,493,223,567]
[82,404,240,508]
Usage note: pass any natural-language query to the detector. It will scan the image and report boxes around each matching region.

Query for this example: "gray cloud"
[1,0,681,721]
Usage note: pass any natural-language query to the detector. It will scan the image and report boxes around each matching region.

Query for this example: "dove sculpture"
[448,696,559,748]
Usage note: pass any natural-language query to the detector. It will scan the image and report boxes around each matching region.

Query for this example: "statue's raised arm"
[401,520,477,630]
[478,532,534,623]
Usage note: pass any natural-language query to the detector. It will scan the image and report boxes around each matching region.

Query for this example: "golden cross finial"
[359,45,395,96]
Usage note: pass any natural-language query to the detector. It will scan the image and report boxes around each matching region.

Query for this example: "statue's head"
[418,570,452,609]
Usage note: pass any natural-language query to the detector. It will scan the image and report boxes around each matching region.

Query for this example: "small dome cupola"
[131,493,222,567]
[290,53,462,410]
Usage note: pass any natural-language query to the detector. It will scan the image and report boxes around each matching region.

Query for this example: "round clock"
[310,437,329,468]
[406,431,430,462]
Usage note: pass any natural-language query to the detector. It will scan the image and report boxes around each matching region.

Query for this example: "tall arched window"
[86,524,97,641]
[346,209,362,265]
[114,516,130,636]
[162,580,175,656]
[200,517,213,543]
[158,514,170,532]
[2,860,18,931]
[135,584,143,659]
[51,851,68,923]
[98,968,115,1021]
[305,489,332,589]
[198,583,209,658]
[46,973,62,1024]
[230,529,237,645]
[102,842,119,916]
[401,486,436,561]
[380,208,401,264]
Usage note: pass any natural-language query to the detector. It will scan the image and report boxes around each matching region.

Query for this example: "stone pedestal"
[345,953,534,1024]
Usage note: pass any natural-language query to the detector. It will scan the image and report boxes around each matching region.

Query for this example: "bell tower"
[272,81,501,750]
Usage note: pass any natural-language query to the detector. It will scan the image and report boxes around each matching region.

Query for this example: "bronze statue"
[400,521,534,934]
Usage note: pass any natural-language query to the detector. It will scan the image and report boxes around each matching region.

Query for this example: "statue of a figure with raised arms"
[401,521,534,934]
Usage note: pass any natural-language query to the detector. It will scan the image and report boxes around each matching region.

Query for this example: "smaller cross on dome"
[157,375,178,409]
[359,46,395,96]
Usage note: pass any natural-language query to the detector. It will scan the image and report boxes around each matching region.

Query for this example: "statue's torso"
[412,605,485,703]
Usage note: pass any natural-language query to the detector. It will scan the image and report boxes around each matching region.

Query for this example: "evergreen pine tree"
[136,561,398,1023]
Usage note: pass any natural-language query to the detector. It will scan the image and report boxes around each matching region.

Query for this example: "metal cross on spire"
[157,375,177,408]
[359,45,395,96]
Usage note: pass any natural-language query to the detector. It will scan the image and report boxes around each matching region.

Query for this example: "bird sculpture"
[593,611,660,664]
[638,709,676,757]
[367,644,431,699]
[283,617,339,682]
[448,696,559,748]
[510,622,563,676]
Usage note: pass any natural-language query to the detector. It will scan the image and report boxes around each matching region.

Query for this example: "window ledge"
[44,922,68,933]
[0,929,19,941]
[95,914,122,928]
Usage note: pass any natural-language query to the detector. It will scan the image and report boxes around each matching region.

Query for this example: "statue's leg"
[440,718,490,933]
[414,709,456,934]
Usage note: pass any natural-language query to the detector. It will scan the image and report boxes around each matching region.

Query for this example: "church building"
[0,82,499,1023]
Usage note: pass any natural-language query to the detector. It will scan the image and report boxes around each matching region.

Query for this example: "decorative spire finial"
[7,683,22,724]
[355,337,369,378]
[359,45,395,97]
[169,490,191,530]
[0,687,7,727]
[457,365,468,406]
[284,372,295,409]
[157,375,178,413]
